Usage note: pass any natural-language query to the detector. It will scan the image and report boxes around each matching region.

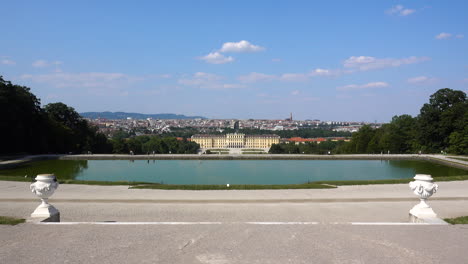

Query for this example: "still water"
[2,159,466,185]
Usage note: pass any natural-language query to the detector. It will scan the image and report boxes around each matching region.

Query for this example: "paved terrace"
[1,155,468,263]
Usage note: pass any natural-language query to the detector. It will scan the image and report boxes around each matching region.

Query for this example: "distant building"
[191,133,280,149]
[287,137,351,145]
[233,120,240,130]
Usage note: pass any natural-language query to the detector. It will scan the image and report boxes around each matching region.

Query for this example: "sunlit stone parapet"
[409,174,438,221]
[30,174,60,221]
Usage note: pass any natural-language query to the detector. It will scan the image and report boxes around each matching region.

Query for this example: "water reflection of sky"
[70,160,467,185]
[2,159,465,185]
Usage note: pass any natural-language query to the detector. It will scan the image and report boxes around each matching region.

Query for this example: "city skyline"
[1,0,467,122]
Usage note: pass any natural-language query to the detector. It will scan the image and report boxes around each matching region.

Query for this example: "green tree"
[379,115,416,154]
[0,76,48,154]
[417,88,467,152]
[268,144,284,154]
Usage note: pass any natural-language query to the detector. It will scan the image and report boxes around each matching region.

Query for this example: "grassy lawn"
[444,216,468,224]
[451,157,468,162]
[0,216,25,225]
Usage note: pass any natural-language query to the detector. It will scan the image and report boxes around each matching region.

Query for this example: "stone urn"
[409,174,438,219]
[30,174,60,219]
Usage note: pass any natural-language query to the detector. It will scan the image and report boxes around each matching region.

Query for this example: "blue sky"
[1,0,467,121]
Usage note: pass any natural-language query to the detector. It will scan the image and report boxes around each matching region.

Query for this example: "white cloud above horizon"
[1,59,16,65]
[179,72,245,89]
[32,60,62,68]
[407,76,437,84]
[219,40,265,53]
[238,72,277,83]
[435,32,464,40]
[343,56,430,71]
[238,54,428,84]
[435,32,452,40]
[20,72,141,89]
[386,5,415,16]
[337,82,389,91]
[238,68,336,83]
[199,40,264,64]
[199,52,234,64]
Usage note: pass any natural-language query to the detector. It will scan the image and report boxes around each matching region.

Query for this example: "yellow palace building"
[191,133,280,149]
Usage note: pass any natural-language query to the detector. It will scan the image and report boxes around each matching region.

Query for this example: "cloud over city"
[20,72,141,89]
[435,32,464,40]
[386,5,416,16]
[343,56,430,71]
[1,58,16,65]
[407,76,437,84]
[199,52,234,64]
[32,60,62,68]
[179,72,245,89]
[337,82,389,91]
[219,40,265,53]
[199,40,264,64]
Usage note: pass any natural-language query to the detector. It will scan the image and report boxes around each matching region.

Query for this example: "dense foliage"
[335,89,466,154]
[110,134,200,154]
[0,77,113,154]
[269,141,345,154]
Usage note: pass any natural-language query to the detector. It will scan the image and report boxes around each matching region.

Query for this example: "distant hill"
[80,111,206,120]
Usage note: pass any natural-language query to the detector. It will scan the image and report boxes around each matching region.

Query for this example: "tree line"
[269,88,467,155]
[111,133,199,154]
[0,77,199,155]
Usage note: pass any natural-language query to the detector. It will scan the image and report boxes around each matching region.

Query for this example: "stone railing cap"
[414,174,433,181]
[35,174,56,180]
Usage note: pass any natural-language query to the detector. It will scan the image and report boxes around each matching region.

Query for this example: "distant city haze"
[1,1,467,122]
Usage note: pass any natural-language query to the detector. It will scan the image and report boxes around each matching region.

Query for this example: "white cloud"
[337,82,389,91]
[400,9,415,16]
[219,40,265,53]
[199,52,234,64]
[343,56,430,71]
[239,68,336,83]
[238,72,276,83]
[407,76,437,84]
[32,60,48,68]
[280,73,309,82]
[309,68,334,76]
[300,97,320,102]
[179,72,244,89]
[456,34,464,39]
[291,90,300,96]
[271,58,281,62]
[1,59,15,65]
[20,72,138,89]
[386,5,415,16]
[435,32,452,40]
[32,60,62,68]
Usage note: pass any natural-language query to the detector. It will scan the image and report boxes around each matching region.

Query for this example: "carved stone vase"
[30,174,60,219]
[409,174,438,219]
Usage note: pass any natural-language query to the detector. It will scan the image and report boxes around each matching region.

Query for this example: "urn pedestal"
[30,174,60,221]
[409,174,438,221]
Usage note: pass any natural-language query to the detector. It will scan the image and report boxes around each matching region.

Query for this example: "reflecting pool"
[1,159,466,185]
